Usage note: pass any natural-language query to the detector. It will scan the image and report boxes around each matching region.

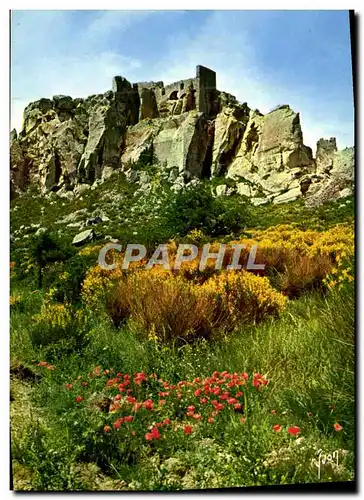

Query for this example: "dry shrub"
[107,269,219,342]
[277,253,334,298]
[106,268,287,343]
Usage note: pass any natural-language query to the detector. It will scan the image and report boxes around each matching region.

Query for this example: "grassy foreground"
[10,280,354,490]
[10,182,355,491]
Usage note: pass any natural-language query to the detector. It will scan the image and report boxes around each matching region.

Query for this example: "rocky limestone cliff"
[10,65,354,206]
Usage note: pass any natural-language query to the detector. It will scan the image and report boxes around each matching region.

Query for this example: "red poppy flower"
[127,396,136,404]
[159,399,166,405]
[333,422,343,432]
[193,414,202,420]
[271,410,277,415]
[287,426,301,436]
[194,389,202,397]
[215,403,224,411]
[113,420,122,430]
[273,424,282,432]
[104,369,110,375]
[227,398,238,405]
[163,419,171,425]
[236,392,243,397]
[186,411,194,417]
[81,381,88,387]
[234,403,242,410]
[75,396,83,403]
[187,405,195,412]
[65,383,72,391]
[124,416,133,423]
[207,417,214,424]
[145,426,161,441]
[114,394,121,401]
[104,425,111,433]
[134,372,146,384]
[200,398,208,404]
[144,400,154,410]
[184,425,193,435]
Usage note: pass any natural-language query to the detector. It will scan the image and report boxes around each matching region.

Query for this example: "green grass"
[249,195,354,231]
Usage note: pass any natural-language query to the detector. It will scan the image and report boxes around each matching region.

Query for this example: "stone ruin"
[113,65,219,121]
[10,64,354,206]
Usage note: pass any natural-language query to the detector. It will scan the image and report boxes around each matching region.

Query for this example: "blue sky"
[11,10,354,151]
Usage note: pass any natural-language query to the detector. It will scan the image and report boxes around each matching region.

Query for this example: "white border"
[2,5,361,499]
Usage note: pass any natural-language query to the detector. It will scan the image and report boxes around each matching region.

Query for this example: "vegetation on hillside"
[10,172,355,491]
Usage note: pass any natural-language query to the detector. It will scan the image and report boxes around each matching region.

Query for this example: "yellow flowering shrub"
[105,266,287,342]
[31,302,89,348]
[80,222,353,341]
[78,244,104,257]
[184,228,208,245]
[201,271,287,325]
[107,267,216,341]
[10,293,23,308]
[231,223,354,296]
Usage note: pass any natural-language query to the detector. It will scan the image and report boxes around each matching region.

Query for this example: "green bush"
[29,231,75,287]
[163,182,251,238]
[42,252,99,303]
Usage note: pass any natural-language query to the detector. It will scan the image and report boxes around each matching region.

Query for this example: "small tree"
[30,231,73,288]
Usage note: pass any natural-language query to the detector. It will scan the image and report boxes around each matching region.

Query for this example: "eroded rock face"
[315,137,337,174]
[11,85,140,194]
[10,67,354,207]
[225,106,315,199]
[211,104,250,176]
[153,111,210,179]
[305,147,354,207]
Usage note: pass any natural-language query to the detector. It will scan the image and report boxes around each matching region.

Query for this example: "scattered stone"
[72,229,95,246]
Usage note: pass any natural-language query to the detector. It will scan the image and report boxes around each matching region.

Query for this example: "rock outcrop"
[305,145,354,207]
[10,65,354,206]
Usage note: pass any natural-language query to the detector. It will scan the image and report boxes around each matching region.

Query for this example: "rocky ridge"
[10,65,354,207]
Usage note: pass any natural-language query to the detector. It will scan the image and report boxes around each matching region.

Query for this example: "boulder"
[72,229,95,246]
[273,187,302,204]
[86,217,103,226]
[215,184,235,197]
[236,183,252,197]
[315,137,337,174]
